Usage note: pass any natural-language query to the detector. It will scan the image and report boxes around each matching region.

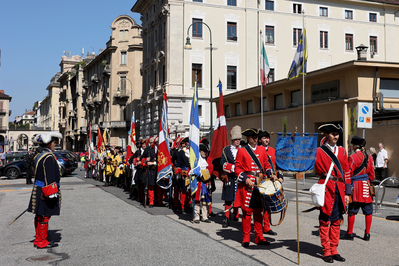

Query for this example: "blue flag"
[189,80,200,195]
[287,29,308,80]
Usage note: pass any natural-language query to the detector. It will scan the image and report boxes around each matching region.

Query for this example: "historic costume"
[234,128,272,247]
[133,139,147,202]
[27,132,62,249]
[315,124,351,263]
[171,137,183,210]
[344,136,375,241]
[220,125,241,228]
[176,137,191,212]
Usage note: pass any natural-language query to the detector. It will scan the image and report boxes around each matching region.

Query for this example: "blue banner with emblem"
[275,133,318,172]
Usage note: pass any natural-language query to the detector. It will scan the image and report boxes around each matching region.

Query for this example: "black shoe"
[36,242,58,249]
[323,256,334,263]
[256,240,271,246]
[149,205,154,208]
[332,254,346,262]
[194,220,200,224]
[242,242,249,248]
[342,232,354,240]
[222,217,229,228]
[364,233,370,241]
[264,229,277,236]
[203,219,211,223]
[209,212,216,217]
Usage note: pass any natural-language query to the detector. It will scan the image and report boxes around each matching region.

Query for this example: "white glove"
[48,193,59,198]
[231,165,235,173]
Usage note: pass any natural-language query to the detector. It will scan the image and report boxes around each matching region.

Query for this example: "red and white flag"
[209,81,229,173]
[126,110,137,164]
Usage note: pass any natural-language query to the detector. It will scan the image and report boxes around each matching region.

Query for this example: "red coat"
[349,150,374,203]
[234,145,271,209]
[315,145,351,216]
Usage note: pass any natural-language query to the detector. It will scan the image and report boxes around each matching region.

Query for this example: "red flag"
[97,128,104,153]
[209,81,229,176]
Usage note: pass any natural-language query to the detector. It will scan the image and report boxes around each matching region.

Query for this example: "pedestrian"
[234,128,272,247]
[343,136,375,241]
[176,137,191,213]
[375,142,388,181]
[258,130,282,236]
[24,148,35,184]
[220,125,241,228]
[80,152,85,171]
[27,132,62,249]
[315,124,351,263]
[0,151,5,165]
[369,147,377,166]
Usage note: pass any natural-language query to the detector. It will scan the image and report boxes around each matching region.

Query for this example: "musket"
[9,208,28,225]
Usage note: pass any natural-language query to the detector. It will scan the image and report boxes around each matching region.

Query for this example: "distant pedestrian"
[24,148,35,184]
[375,142,388,181]
[27,132,62,249]
[80,152,85,171]
[0,151,5,165]
[369,147,377,166]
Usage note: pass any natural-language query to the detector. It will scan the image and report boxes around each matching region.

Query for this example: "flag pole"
[260,30,264,130]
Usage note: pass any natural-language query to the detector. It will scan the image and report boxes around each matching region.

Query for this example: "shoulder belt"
[320,145,345,184]
[353,152,369,177]
[267,154,275,174]
[244,145,264,179]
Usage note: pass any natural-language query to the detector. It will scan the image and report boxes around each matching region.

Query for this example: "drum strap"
[267,154,275,174]
[269,203,287,226]
[320,145,345,183]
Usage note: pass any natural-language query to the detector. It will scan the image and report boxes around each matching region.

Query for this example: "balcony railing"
[0,109,7,114]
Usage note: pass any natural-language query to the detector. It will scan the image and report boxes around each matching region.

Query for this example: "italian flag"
[260,42,270,86]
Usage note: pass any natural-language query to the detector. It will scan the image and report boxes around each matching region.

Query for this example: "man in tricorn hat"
[234,128,272,247]
[343,136,375,241]
[315,124,351,263]
[27,131,62,249]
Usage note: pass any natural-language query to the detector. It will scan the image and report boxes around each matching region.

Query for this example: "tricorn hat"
[258,130,270,139]
[199,143,209,152]
[35,131,62,145]
[230,125,242,140]
[351,136,366,147]
[181,137,189,143]
[318,124,343,134]
[241,128,259,137]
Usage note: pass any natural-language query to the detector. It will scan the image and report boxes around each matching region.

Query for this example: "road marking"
[0,188,32,192]
[0,183,26,186]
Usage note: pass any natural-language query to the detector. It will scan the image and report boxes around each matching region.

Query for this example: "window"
[235,103,241,116]
[345,10,353,20]
[225,105,230,118]
[227,66,237,90]
[121,51,127,65]
[120,78,127,94]
[247,100,254,114]
[265,0,274,11]
[291,90,302,105]
[192,63,202,87]
[227,22,237,41]
[198,105,203,116]
[320,31,328,49]
[274,94,283,110]
[345,34,353,51]
[228,0,236,6]
[293,4,302,14]
[119,30,128,41]
[370,36,377,53]
[154,30,158,47]
[193,0,202,2]
[369,13,377,22]
[379,78,399,98]
[268,69,275,83]
[265,26,274,44]
[311,80,340,102]
[320,7,328,17]
[192,18,202,38]
[262,97,268,112]
[162,65,166,85]
[293,28,302,46]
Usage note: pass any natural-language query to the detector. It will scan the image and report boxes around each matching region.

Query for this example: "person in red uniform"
[315,124,352,263]
[343,136,375,241]
[258,130,283,236]
[234,128,272,247]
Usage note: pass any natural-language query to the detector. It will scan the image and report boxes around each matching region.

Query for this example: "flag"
[103,128,109,145]
[97,128,104,153]
[129,110,137,152]
[209,81,229,169]
[88,124,94,161]
[260,41,270,86]
[287,29,308,80]
[156,93,173,189]
[189,80,200,195]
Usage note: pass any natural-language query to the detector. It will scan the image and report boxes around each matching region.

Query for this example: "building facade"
[14,110,35,126]
[39,73,61,131]
[131,0,399,138]
[83,15,143,148]
[0,90,12,152]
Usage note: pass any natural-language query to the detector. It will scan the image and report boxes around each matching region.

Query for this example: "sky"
[0,0,141,121]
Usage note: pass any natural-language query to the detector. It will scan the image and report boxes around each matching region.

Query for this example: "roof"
[0,91,12,101]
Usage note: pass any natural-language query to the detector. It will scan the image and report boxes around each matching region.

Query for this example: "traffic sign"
[357,102,373,129]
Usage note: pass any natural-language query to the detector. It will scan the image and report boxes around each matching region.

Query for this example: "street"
[1,171,399,266]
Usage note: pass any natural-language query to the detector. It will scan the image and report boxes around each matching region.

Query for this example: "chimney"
[356,44,368,61]
[0,90,4,94]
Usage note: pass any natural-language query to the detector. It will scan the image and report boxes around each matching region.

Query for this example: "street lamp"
[184,21,214,140]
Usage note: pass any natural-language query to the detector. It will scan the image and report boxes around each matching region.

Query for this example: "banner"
[189,80,200,195]
[275,133,318,172]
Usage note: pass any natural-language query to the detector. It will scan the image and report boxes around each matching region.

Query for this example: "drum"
[258,179,287,213]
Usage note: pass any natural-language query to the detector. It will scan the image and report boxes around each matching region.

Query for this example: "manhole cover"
[26,254,62,262]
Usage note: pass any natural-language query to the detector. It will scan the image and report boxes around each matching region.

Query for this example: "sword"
[9,209,28,225]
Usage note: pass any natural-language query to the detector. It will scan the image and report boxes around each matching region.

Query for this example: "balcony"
[111,121,129,129]
[0,125,8,132]
[0,109,6,115]
[59,101,66,108]
[80,127,87,134]
[59,118,66,128]
[101,121,111,128]
[67,110,76,117]
[113,90,129,103]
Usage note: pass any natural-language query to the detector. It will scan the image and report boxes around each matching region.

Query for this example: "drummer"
[234,128,273,247]
[315,124,351,263]
[258,130,282,236]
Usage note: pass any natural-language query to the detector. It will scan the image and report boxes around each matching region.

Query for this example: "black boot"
[222,217,229,228]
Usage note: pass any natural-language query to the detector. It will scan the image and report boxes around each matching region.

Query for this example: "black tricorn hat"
[242,128,259,137]
[351,136,366,147]
[318,124,343,134]
[199,143,209,152]
[258,130,270,139]
[182,137,189,143]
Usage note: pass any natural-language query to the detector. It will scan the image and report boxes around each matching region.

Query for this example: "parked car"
[53,150,78,176]
[0,159,29,179]
[5,151,28,164]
